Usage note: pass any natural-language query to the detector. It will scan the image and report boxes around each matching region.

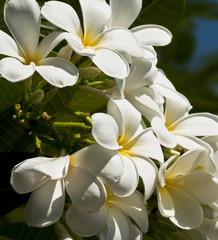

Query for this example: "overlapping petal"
[109,0,142,28]
[109,190,148,233]
[132,25,172,46]
[110,154,138,197]
[4,0,41,57]
[107,98,141,144]
[10,157,51,194]
[65,166,106,213]
[41,1,82,36]
[91,48,129,78]
[94,28,143,57]
[151,116,177,148]
[25,179,65,227]
[79,0,111,43]
[167,186,204,229]
[72,144,124,185]
[91,113,121,150]
[133,156,158,200]
[0,30,23,59]
[0,57,35,82]
[123,128,164,163]
[66,204,108,237]
[36,57,78,88]
[170,113,218,136]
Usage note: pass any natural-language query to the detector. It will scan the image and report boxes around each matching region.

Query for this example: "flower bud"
[29,89,44,105]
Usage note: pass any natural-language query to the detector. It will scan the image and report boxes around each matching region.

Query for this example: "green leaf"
[133,0,186,31]
[0,78,22,115]
[0,223,57,240]
[43,86,107,119]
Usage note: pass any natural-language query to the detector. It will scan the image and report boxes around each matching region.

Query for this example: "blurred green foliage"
[157,0,218,115]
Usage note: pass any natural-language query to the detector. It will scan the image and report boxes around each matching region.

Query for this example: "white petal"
[164,95,192,127]
[0,57,35,82]
[151,116,177,148]
[202,136,218,152]
[125,57,157,90]
[79,0,111,43]
[57,45,73,60]
[41,1,82,36]
[154,70,176,90]
[91,48,129,78]
[107,98,141,144]
[72,144,124,186]
[4,0,40,57]
[109,190,148,233]
[133,156,158,200]
[94,28,143,57]
[132,25,172,46]
[167,149,215,179]
[123,128,164,163]
[33,156,70,180]
[130,224,143,240]
[110,154,138,197]
[37,32,72,59]
[167,186,204,229]
[199,218,218,239]
[91,113,121,150]
[170,113,218,136]
[126,87,163,121]
[66,204,108,237]
[10,157,50,194]
[0,30,23,59]
[105,206,131,240]
[25,179,65,227]
[175,134,214,156]
[65,166,106,213]
[109,0,142,28]
[36,57,78,88]
[157,186,175,217]
[175,171,218,205]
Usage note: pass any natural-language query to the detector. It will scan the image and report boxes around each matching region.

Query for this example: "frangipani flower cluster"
[0,0,217,239]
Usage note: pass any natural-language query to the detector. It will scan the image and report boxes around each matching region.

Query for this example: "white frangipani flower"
[10,149,124,227]
[66,187,148,239]
[108,0,172,63]
[157,149,218,229]
[90,98,163,199]
[0,0,78,88]
[41,0,144,79]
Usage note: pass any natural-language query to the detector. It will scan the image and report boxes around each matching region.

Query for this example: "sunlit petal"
[41,1,82,36]
[4,0,40,57]
[91,48,129,78]
[107,98,141,144]
[79,0,111,43]
[65,166,106,213]
[25,179,65,227]
[36,57,78,88]
[132,25,172,46]
[66,204,108,237]
[72,144,124,186]
[0,57,35,82]
[109,0,142,28]
[91,113,121,150]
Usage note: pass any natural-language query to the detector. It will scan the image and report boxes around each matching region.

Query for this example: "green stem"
[79,85,108,99]
[54,121,91,131]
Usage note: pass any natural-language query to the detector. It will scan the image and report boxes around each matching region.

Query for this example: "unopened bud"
[29,89,44,105]
[78,67,101,79]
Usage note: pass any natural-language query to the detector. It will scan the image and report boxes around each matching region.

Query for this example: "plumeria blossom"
[112,57,218,150]
[41,0,144,79]
[107,0,172,63]
[0,0,78,88]
[157,148,218,230]
[10,150,125,227]
[66,186,148,239]
[90,98,163,199]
